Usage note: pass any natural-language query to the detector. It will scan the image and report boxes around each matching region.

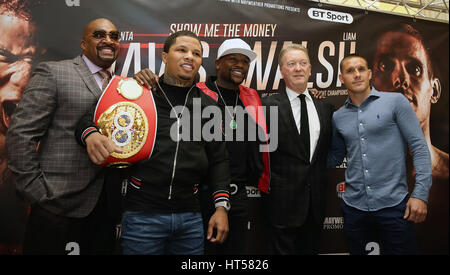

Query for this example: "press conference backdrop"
[0,0,447,255]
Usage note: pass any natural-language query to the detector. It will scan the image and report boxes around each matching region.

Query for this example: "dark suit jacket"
[262,90,334,228]
[6,55,105,218]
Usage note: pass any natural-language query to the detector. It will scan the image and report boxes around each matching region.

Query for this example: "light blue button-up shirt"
[328,88,432,211]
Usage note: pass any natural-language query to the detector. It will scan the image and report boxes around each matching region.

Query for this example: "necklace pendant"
[229,119,237,130]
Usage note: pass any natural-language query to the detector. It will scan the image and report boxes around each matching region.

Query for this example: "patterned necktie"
[299,94,310,161]
[98,69,112,91]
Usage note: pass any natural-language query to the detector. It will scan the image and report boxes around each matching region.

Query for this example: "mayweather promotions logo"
[323,217,344,230]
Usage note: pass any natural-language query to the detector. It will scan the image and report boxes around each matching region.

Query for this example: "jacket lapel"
[73,55,102,98]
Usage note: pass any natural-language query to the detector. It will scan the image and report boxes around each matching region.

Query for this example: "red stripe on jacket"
[214,192,230,200]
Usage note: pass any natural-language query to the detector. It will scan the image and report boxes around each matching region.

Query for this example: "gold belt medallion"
[97,102,149,159]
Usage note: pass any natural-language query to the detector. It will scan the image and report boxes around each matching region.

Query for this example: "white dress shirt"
[285,87,321,161]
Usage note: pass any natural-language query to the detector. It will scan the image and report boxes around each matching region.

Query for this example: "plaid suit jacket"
[6,55,105,218]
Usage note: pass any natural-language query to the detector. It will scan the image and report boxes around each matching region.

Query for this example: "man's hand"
[133,68,159,90]
[207,207,229,244]
[85,132,122,165]
[404,197,427,223]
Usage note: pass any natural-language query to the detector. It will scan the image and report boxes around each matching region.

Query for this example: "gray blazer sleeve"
[6,62,57,204]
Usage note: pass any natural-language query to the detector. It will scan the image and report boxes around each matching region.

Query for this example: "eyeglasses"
[92,30,121,42]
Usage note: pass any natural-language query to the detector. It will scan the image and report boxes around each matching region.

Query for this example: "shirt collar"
[344,86,381,108]
[82,55,113,75]
[286,86,312,102]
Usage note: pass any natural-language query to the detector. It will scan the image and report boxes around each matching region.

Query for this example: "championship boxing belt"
[94,75,157,167]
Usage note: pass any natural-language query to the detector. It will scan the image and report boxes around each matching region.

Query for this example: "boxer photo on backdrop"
[0,0,44,254]
[371,23,448,179]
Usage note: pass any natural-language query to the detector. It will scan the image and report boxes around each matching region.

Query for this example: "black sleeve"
[204,140,231,203]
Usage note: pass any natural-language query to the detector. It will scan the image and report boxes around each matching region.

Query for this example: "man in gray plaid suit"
[6,18,121,254]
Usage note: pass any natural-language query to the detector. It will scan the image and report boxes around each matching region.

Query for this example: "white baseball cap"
[216,38,257,62]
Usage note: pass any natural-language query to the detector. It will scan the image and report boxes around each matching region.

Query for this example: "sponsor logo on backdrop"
[308,8,353,24]
[65,0,80,7]
[323,217,344,230]
[218,0,300,13]
[246,186,261,198]
[336,181,346,198]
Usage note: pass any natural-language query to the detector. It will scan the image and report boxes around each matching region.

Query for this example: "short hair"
[278,44,310,67]
[163,30,203,53]
[340,54,369,72]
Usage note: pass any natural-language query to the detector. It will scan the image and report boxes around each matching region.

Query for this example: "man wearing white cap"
[193,38,270,254]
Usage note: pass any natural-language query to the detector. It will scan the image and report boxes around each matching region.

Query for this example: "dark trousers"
[341,197,417,255]
[268,203,322,255]
[22,186,117,255]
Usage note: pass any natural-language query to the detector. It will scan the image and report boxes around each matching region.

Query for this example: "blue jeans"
[120,211,204,255]
[341,196,417,255]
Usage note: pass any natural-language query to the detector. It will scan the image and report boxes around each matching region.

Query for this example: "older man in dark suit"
[6,18,120,254]
[262,44,334,254]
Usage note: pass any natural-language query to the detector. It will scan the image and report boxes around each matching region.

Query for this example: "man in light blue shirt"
[328,54,432,255]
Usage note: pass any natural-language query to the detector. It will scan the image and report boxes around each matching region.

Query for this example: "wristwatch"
[215,201,231,211]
